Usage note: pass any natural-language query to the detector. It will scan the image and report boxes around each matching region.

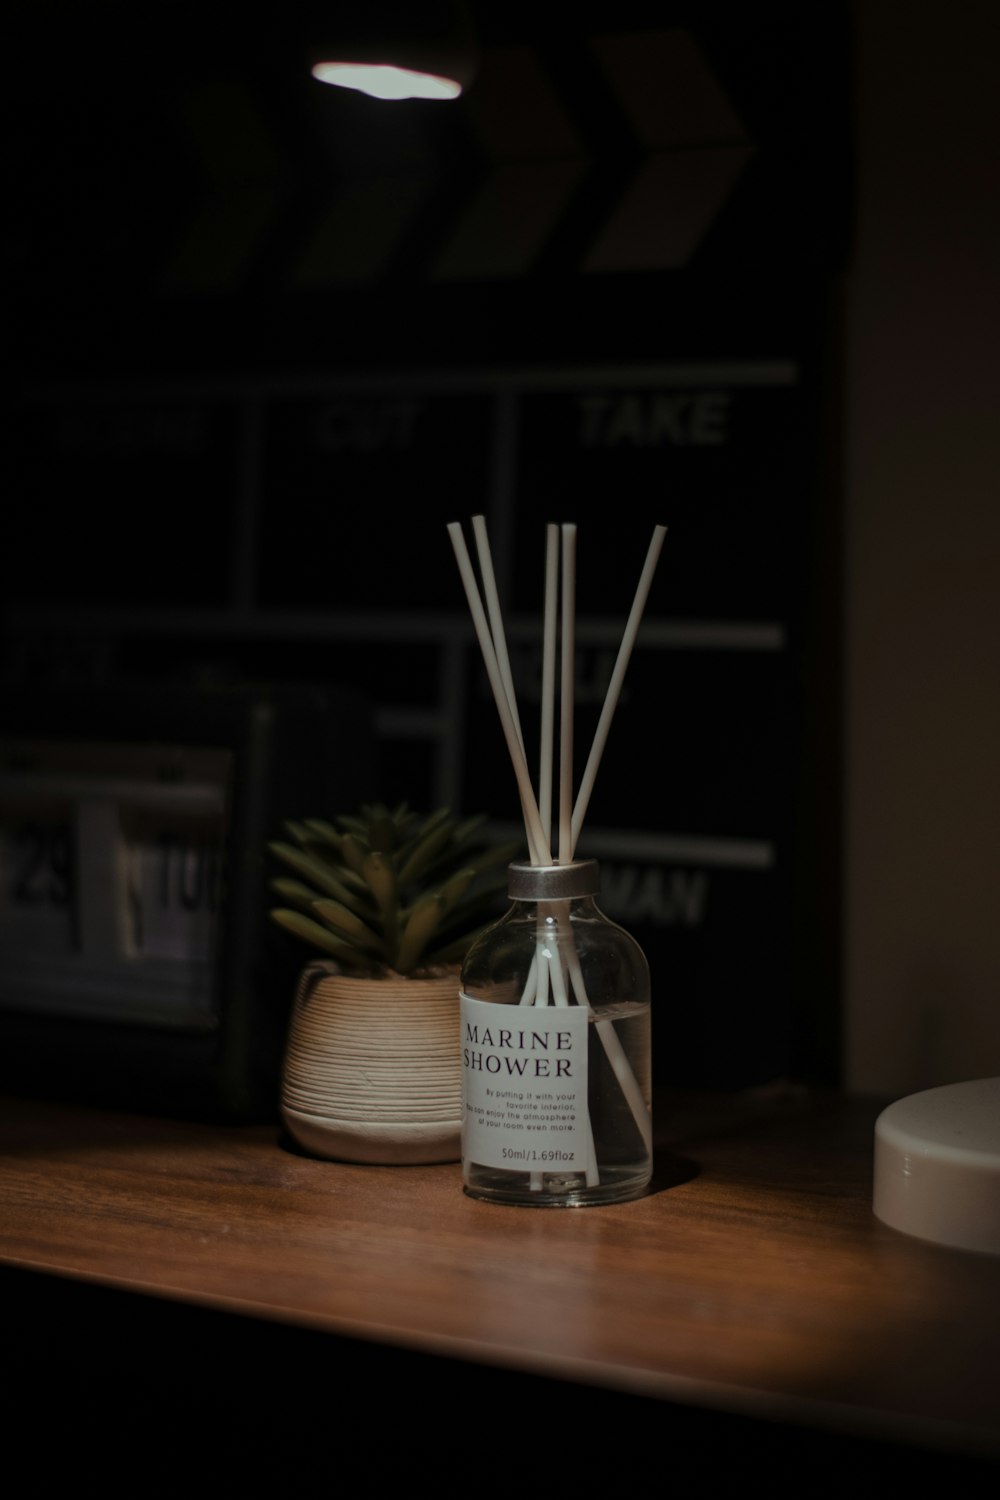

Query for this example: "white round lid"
[873,1076,1000,1255]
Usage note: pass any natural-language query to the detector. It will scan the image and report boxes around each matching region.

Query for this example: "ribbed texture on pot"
[280,963,462,1164]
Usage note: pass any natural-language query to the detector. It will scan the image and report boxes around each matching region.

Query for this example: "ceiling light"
[309,2,478,102]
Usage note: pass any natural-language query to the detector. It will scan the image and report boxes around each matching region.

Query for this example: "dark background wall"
[844,0,1000,1097]
[3,2,851,1109]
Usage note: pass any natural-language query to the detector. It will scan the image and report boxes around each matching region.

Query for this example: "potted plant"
[268,802,521,1164]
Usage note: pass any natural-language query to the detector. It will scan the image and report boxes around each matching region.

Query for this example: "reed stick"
[558,523,576,864]
[538,523,559,854]
[570,524,667,855]
[472,514,527,765]
[446,522,549,863]
[527,523,560,1205]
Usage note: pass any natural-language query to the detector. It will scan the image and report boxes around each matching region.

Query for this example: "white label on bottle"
[460,994,590,1172]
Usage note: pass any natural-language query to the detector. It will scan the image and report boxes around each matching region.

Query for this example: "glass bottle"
[460,859,651,1206]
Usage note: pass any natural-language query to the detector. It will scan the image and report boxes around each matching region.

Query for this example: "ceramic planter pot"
[280,961,462,1164]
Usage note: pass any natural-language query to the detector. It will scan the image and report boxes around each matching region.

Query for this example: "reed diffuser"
[449,516,666,1206]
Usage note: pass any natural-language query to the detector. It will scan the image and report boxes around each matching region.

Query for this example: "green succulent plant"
[267,802,522,978]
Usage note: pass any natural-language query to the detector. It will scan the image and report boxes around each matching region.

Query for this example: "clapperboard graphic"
[9,10,846,301]
[8,355,832,1092]
[153,24,759,291]
[7,10,847,1091]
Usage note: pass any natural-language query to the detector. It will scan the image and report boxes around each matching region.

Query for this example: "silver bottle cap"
[507,860,599,900]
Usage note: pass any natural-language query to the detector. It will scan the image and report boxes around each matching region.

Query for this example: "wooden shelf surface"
[2,1086,1000,1461]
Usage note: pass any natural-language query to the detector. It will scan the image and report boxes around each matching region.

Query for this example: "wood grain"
[2,1087,999,1459]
